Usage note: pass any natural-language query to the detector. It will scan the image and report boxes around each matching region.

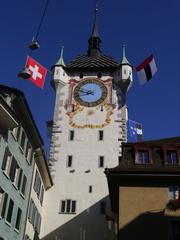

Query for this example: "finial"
[60,46,64,59]
[91,3,99,38]
[95,3,98,13]
[122,44,126,58]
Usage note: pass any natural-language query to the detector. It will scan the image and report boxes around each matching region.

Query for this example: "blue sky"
[0,0,180,151]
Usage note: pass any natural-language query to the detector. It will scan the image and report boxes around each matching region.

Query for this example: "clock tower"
[41,7,133,240]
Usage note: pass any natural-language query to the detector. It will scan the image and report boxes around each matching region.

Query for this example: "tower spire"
[91,4,99,37]
[55,46,65,67]
[87,4,101,58]
[121,44,130,65]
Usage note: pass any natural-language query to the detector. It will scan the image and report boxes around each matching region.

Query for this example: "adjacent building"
[25,148,52,240]
[105,137,180,240]
[0,85,52,240]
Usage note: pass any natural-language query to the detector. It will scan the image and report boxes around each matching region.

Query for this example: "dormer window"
[79,73,83,79]
[135,149,150,164]
[97,73,102,78]
[165,150,178,165]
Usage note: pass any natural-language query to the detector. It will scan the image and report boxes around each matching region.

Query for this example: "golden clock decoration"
[68,103,113,129]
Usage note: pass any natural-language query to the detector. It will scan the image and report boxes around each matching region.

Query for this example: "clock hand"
[80,92,94,96]
[80,88,94,95]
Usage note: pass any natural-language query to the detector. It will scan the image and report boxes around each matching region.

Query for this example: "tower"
[41,8,132,240]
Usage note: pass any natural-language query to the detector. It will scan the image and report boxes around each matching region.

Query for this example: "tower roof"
[66,54,118,71]
[121,44,131,65]
[66,5,119,71]
[55,46,66,67]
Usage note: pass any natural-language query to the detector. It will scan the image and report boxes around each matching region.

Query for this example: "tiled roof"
[66,54,119,71]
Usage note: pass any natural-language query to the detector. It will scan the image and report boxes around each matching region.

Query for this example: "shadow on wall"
[41,196,117,240]
[118,211,174,240]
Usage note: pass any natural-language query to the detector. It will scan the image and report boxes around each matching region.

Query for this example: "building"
[25,148,52,240]
[41,8,133,240]
[0,85,52,240]
[105,137,180,240]
[24,149,53,240]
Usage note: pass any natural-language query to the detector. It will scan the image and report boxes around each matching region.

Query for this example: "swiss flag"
[26,56,47,89]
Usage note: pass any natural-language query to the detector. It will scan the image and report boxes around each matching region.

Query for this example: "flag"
[26,56,47,89]
[129,120,143,141]
[136,54,157,85]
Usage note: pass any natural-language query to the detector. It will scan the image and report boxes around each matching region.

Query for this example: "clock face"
[73,79,108,107]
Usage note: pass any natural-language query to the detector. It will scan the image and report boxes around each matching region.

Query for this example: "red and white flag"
[26,56,47,89]
[136,55,157,85]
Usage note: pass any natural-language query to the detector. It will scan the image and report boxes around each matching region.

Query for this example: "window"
[12,127,19,140]
[9,157,17,182]
[97,73,102,78]
[2,147,12,177]
[6,199,14,224]
[15,208,22,230]
[28,199,41,234]
[25,142,33,165]
[59,200,76,214]
[12,126,21,141]
[135,150,150,164]
[124,69,127,74]
[36,177,41,198]
[36,212,42,234]
[20,130,26,151]
[89,186,92,193]
[17,169,23,190]
[0,188,8,218]
[98,130,104,141]
[21,175,27,196]
[166,150,178,165]
[34,170,38,192]
[33,170,42,198]
[69,130,74,141]
[79,73,83,78]
[99,156,104,168]
[67,155,73,167]
[100,201,106,214]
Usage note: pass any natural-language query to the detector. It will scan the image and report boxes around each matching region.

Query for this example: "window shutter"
[40,187,44,204]
[37,213,42,234]
[34,171,38,192]
[15,208,22,230]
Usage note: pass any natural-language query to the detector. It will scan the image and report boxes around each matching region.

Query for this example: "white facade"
[25,164,43,240]
[41,52,132,240]
[25,149,52,240]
